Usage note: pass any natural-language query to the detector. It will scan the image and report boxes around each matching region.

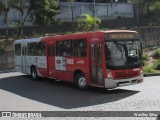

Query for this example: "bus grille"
[115,71,138,79]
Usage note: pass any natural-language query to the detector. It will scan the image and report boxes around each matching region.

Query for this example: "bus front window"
[105,40,142,70]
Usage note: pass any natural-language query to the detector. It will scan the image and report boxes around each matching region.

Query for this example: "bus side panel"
[15,55,22,72]
[36,56,48,77]
[54,56,73,81]
[66,57,89,82]
[26,56,30,75]
[27,56,37,74]
[54,57,89,83]
[14,43,22,72]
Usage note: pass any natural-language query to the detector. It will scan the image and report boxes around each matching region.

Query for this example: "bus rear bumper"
[104,74,143,89]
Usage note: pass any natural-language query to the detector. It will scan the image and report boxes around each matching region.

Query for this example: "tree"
[30,0,60,35]
[0,0,10,40]
[77,14,101,32]
[149,1,160,25]
[0,0,31,38]
[9,0,31,36]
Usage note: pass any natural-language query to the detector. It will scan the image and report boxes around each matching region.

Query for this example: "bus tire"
[31,67,38,80]
[75,73,88,90]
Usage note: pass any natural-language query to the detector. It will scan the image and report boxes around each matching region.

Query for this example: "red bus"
[14,30,143,89]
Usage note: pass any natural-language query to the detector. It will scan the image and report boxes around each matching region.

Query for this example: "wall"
[59,2,134,21]
[133,27,160,48]
[0,2,134,28]
[0,51,14,70]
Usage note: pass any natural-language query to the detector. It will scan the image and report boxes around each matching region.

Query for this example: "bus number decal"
[66,59,74,65]
[77,60,84,64]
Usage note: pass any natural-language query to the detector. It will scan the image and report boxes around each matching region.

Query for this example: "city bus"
[14,30,143,89]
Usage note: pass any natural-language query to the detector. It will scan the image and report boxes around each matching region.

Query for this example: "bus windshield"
[104,39,142,70]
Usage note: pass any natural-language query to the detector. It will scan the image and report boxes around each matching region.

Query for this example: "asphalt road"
[0,71,160,119]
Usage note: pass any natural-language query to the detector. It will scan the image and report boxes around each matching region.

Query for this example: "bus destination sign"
[108,33,137,39]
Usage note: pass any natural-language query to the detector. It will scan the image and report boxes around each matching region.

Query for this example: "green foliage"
[142,54,149,61]
[8,0,28,36]
[30,0,60,28]
[101,27,109,31]
[153,60,160,70]
[0,0,31,36]
[143,66,156,74]
[142,54,149,66]
[8,0,24,13]
[10,21,21,36]
[152,48,160,59]
[77,14,101,32]
[149,2,160,25]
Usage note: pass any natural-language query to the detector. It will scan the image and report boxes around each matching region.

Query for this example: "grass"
[152,60,160,70]
[142,54,149,61]
[143,66,157,74]
[143,47,160,74]
[152,48,160,59]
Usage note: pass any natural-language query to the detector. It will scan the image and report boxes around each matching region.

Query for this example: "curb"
[0,69,16,74]
[143,73,160,77]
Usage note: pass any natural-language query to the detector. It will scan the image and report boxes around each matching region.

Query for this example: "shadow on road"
[0,75,139,109]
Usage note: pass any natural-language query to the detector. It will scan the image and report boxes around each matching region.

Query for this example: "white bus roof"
[14,37,43,44]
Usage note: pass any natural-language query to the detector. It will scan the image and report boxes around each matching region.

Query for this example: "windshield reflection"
[105,40,142,70]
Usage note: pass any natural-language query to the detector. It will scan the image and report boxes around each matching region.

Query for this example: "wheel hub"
[79,77,86,87]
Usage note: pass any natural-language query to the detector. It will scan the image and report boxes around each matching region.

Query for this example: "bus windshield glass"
[104,39,142,70]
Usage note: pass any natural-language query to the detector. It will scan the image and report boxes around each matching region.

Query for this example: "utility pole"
[71,0,74,32]
[93,0,95,17]
[136,0,139,27]
[4,1,9,40]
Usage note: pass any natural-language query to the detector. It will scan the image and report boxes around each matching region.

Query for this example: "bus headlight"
[107,70,113,79]
[140,69,143,75]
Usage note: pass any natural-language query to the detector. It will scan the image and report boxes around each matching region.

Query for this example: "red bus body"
[14,30,143,89]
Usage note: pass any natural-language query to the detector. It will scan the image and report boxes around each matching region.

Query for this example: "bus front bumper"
[104,74,143,89]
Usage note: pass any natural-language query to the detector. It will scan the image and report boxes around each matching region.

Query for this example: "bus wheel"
[75,73,88,90]
[31,67,38,80]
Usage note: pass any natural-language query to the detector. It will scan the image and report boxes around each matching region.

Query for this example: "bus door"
[90,42,103,85]
[22,44,27,73]
[47,45,55,77]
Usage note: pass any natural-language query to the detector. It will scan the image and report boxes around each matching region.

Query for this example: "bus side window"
[58,40,73,57]
[74,39,87,57]
[30,42,38,56]
[38,42,46,56]
[97,44,102,64]
[62,40,73,56]
[15,44,21,56]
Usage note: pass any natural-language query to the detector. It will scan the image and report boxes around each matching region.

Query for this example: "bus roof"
[14,30,138,43]
[42,30,138,41]
[50,30,138,37]
[14,37,43,44]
